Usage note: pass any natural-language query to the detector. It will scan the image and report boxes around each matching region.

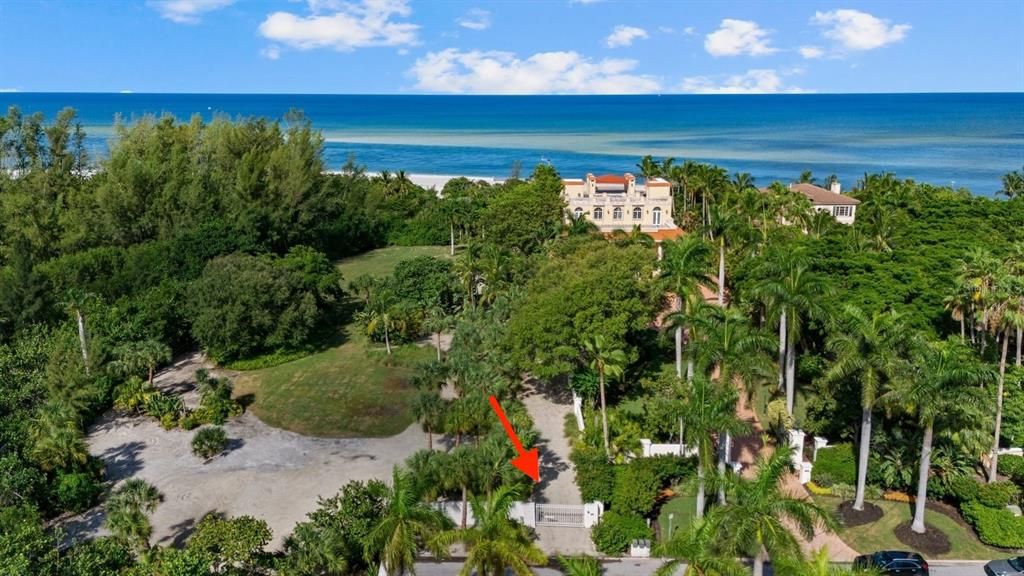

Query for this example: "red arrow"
[488,395,539,482]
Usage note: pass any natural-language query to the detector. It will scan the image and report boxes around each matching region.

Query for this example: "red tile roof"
[594,174,628,184]
[647,227,685,241]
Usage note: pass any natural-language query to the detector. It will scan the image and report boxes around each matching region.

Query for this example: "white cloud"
[704,19,777,57]
[798,45,824,59]
[409,49,661,94]
[570,0,604,4]
[812,9,910,51]
[259,0,419,51]
[149,0,234,24]
[682,26,696,36]
[456,8,491,30]
[0,88,18,93]
[658,26,675,34]
[261,45,281,60]
[605,25,648,48]
[680,69,811,94]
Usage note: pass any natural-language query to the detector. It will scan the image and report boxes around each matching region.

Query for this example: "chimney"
[830,180,841,195]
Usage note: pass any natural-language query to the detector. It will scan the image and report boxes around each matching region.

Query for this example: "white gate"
[535,504,585,527]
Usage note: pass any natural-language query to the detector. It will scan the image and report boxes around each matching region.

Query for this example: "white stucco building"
[562,173,678,233]
[768,181,860,224]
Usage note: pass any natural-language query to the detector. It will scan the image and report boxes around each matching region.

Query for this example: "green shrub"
[612,461,661,517]
[179,412,200,431]
[571,444,615,504]
[639,455,696,487]
[112,376,156,413]
[948,475,981,504]
[145,393,183,421]
[998,455,1024,485]
[54,472,103,514]
[61,537,135,576]
[961,501,1024,549]
[191,426,228,459]
[159,413,178,430]
[812,444,857,487]
[591,511,652,555]
[976,481,1020,508]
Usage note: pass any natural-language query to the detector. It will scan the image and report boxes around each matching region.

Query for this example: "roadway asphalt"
[413,559,992,575]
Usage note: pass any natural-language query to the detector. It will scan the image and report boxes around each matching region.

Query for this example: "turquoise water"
[2,93,1022,194]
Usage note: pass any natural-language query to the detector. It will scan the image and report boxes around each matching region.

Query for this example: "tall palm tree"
[697,306,775,503]
[678,374,748,518]
[365,467,452,576]
[824,305,909,511]
[434,485,545,576]
[714,445,837,576]
[882,339,988,533]
[441,446,481,529]
[61,288,95,374]
[987,270,1024,482]
[582,335,627,459]
[636,155,661,180]
[364,288,397,355]
[423,306,452,362]
[411,390,446,451]
[110,339,172,386]
[752,246,833,415]
[105,479,162,553]
[655,513,747,576]
[660,236,714,379]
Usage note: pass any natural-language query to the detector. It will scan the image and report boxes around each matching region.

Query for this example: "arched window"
[573,207,583,219]
[632,206,642,220]
[593,206,604,220]
[613,206,623,220]
[652,207,662,225]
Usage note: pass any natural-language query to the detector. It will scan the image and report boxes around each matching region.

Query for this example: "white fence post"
[813,436,829,462]
[583,501,604,528]
[787,429,806,470]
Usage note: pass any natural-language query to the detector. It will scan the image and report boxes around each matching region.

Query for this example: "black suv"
[853,551,930,575]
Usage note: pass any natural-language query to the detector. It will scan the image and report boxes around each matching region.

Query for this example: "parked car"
[985,556,1024,576]
[853,551,929,575]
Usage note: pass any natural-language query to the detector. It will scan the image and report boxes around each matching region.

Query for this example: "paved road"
[414,559,990,575]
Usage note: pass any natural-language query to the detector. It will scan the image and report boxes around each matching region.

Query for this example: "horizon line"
[1,90,1023,97]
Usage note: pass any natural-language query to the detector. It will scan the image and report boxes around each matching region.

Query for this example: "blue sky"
[0,0,1021,94]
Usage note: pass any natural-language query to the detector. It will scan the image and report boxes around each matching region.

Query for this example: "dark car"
[853,551,929,575]
[985,556,1024,576]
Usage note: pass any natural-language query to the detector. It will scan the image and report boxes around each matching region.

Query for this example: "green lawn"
[336,245,455,280]
[657,495,698,542]
[233,327,435,437]
[815,496,1004,560]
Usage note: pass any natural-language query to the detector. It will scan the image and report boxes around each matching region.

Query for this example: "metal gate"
[535,504,585,527]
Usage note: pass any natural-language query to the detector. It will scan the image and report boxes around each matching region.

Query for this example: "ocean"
[2,92,1022,195]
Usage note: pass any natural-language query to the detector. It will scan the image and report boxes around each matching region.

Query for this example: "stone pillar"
[640,439,652,458]
[583,501,604,528]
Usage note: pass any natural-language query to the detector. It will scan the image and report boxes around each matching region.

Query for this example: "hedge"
[961,501,1024,549]
[570,444,616,504]
[998,455,1024,485]
[591,511,652,555]
[811,443,857,487]
[976,481,1020,509]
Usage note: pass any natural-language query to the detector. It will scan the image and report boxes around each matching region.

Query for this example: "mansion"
[761,181,860,225]
[562,173,677,234]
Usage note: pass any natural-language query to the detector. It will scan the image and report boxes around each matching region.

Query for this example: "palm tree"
[364,467,451,576]
[824,305,909,511]
[105,479,162,553]
[61,288,95,374]
[582,335,627,459]
[999,167,1024,199]
[660,236,714,379]
[677,374,748,518]
[364,288,398,355]
[882,339,988,533]
[752,246,833,415]
[423,306,452,362]
[566,210,599,236]
[655,513,747,576]
[697,306,775,503]
[987,270,1024,482]
[434,485,545,576]
[799,170,816,184]
[714,445,837,576]
[637,155,661,180]
[559,554,603,576]
[774,547,882,576]
[110,339,172,386]
[27,406,88,471]
[440,446,481,529]
[411,390,446,451]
